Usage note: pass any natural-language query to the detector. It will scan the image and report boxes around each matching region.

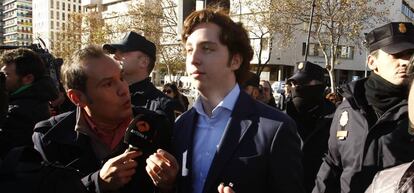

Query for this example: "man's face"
[1,63,23,93]
[82,56,132,124]
[259,81,272,102]
[185,22,240,92]
[113,50,147,77]
[369,49,413,85]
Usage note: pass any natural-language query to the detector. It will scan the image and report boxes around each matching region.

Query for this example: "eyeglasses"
[163,89,172,94]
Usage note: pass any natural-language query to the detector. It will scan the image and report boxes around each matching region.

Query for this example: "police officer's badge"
[298,62,304,70]
[337,111,349,140]
[399,23,407,33]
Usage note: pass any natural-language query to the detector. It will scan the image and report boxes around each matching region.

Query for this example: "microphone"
[124,113,160,154]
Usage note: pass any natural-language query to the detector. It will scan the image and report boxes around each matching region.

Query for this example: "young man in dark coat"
[32,45,171,193]
[313,22,414,193]
[103,32,182,123]
[286,61,336,193]
[144,9,304,193]
[0,48,58,157]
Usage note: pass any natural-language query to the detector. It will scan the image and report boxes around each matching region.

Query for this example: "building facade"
[2,0,32,46]
[32,0,82,49]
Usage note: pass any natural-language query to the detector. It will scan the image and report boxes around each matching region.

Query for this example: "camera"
[0,38,63,91]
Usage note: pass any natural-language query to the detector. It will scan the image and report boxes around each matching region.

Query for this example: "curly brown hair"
[182,8,253,84]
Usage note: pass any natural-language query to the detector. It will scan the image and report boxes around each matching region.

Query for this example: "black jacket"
[0,76,58,157]
[32,107,172,193]
[286,99,335,193]
[173,91,305,193]
[313,78,414,193]
[129,78,181,124]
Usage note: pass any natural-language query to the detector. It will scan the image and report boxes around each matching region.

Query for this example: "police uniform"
[103,32,182,124]
[129,77,181,124]
[313,22,414,193]
[286,61,336,193]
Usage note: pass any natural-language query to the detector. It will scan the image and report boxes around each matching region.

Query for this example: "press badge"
[336,111,349,140]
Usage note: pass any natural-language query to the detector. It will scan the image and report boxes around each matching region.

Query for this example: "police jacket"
[287,99,335,192]
[32,107,172,193]
[0,76,58,157]
[313,78,414,193]
[129,78,181,124]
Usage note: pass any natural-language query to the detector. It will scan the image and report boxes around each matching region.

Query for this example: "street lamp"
[304,0,317,61]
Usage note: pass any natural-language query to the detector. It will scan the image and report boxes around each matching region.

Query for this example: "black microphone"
[124,113,159,154]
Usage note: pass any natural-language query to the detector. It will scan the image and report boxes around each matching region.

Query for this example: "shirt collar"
[194,84,240,116]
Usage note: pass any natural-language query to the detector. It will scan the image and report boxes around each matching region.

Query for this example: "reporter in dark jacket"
[33,46,171,193]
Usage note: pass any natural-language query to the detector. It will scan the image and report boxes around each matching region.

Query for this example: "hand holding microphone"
[124,112,161,154]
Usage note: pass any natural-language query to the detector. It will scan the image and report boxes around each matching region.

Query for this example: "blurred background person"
[241,71,260,100]
[286,61,336,193]
[258,80,277,108]
[325,92,343,107]
[0,48,58,157]
[163,82,189,113]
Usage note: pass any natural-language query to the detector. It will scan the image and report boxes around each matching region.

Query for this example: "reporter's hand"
[99,150,142,191]
[146,149,179,193]
[218,183,235,193]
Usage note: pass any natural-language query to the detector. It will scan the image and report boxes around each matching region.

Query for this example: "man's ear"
[21,74,34,85]
[230,54,242,70]
[367,55,377,71]
[67,89,87,107]
[139,55,150,69]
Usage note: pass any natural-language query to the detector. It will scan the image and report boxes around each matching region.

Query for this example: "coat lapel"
[202,92,255,193]
[176,108,198,193]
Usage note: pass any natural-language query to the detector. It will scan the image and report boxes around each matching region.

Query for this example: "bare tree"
[273,0,389,93]
[52,11,112,61]
[230,0,295,76]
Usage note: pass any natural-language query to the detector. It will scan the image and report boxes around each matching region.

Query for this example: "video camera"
[0,38,63,91]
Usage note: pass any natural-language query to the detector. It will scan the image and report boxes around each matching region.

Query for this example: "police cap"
[103,31,156,61]
[366,22,414,54]
[288,61,326,84]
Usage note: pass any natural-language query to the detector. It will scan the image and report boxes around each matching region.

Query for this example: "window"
[62,12,65,20]
[51,21,54,29]
[62,2,65,10]
[51,10,53,19]
[339,46,354,59]
[50,0,53,8]
[56,11,60,20]
[56,1,59,9]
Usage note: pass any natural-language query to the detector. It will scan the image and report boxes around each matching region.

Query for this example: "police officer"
[313,22,414,193]
[286,61,336,193]
[103,32,181,124]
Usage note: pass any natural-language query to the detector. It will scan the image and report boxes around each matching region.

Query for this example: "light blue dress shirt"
[191,85,240,193]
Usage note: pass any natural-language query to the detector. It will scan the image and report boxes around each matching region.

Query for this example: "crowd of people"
[0,7,413,193]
